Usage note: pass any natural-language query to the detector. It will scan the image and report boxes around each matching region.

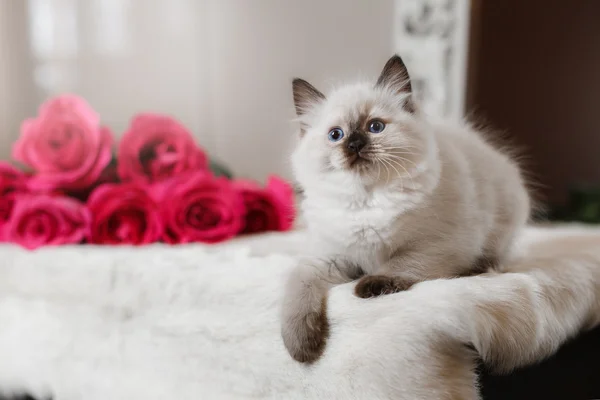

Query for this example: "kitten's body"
[282,55,530,363]
[299,118,528,277]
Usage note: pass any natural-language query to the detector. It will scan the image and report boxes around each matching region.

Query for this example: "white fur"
[283,64,530,362]
[292,82,529,272]
[0,225,600,400]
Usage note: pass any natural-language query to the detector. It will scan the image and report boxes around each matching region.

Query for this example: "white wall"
[207,0,394,180]
[0,0,394,182]
[0,1,38,161]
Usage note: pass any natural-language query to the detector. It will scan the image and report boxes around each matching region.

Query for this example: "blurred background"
[1,0,600,220]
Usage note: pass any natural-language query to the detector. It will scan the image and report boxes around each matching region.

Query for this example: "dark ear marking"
[376,55,415,112]
[376,54,412,93]
[292,78,325,117]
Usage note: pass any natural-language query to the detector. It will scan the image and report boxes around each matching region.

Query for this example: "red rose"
[87,183,162,245]
[12,95,114,191]
[5,194,90,250]
[0,162,29,240]
[0,193,18,242]
[160,172,244,244]
[232,175,295,234]
[118,113,207,184]
[0,161,27,194]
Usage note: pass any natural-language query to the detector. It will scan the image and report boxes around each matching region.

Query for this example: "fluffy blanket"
[1,225,600,400]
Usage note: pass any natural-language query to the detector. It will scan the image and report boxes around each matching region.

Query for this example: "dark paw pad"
[354,275,414,298]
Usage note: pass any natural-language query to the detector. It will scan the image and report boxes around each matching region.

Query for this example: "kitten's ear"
[376,55,414,112]
[292,78,325,117]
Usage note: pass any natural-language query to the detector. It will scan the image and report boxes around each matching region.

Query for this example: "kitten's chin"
[347,154,371,170]
[345,157,409,187]
[329,154,372,175]
[344,156,380,181]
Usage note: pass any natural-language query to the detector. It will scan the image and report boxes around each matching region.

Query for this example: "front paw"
[281,306,329,363]
[354,275,414,298]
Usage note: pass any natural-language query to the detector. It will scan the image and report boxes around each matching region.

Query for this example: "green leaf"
[209,159,233,179]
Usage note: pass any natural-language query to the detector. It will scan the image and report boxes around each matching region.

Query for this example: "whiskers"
[360,142,419,190]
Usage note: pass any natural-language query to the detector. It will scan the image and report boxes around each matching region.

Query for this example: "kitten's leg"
[281,258,361,363]
[355,251,463,299]
[462,254,499,276]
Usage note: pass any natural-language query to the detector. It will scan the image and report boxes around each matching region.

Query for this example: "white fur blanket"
[1,225,600,400]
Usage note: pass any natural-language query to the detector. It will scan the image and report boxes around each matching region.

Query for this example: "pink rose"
[232,175,295,234]
[5,194,90,250]
[12,95,114,191]
[87,183,162,245]
[0,162,29,240]
[160,172,244,244]
[118,113,207,184]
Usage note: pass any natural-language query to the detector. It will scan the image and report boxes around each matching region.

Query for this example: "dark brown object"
[467,0,600,206]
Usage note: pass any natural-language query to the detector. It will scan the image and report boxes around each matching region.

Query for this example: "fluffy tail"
[467,227,600,373]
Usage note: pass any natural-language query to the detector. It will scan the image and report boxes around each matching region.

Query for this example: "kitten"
[281,54,531,363]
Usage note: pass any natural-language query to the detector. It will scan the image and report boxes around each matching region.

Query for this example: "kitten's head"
[291,55,433,190]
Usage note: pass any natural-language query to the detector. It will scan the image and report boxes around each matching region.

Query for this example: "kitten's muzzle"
[346,133,368,154]
[345,132,372,169]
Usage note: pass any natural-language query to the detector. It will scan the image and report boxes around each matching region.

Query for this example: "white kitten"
[281,55,531,363]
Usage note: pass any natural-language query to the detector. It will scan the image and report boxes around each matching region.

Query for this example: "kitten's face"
[291,55,431,190]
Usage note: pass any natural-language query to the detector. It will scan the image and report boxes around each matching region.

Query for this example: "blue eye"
[328,128,344,142]
[368,120,386,133]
